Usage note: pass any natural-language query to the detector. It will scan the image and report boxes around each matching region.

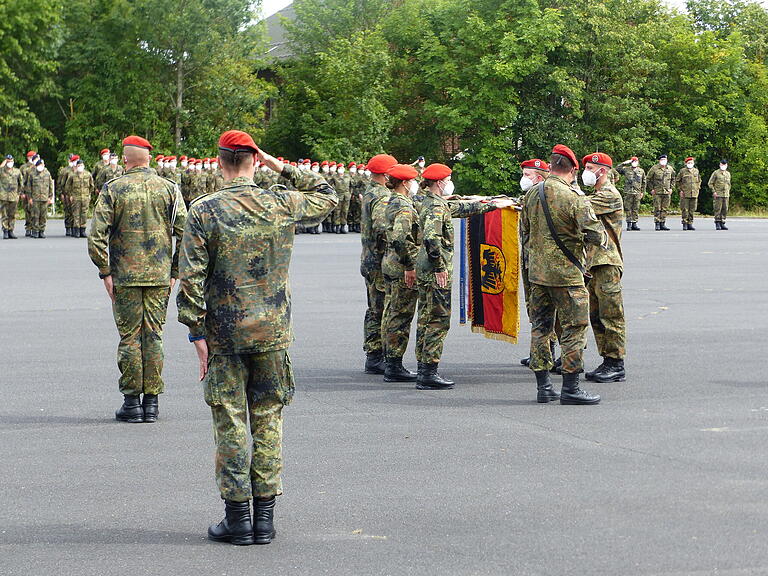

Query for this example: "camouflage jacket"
[647,164,675,194]
[521,175,607,287]
[586,182,624,269]
[382,191,419,280]
[20,162,35,189]
[360,181,391,279]
[180,170,196,204]
[206,170,225,195]
[708,169,731,197]
[96,165,125,190]
[88,167,187,286]
[416,191,495,284]
[333,173,351,197]
[676,166,701,198]
[92,160,109,182]
[64,170,96,198]
[176,165,338,354]
[0,167,23,202]
[26,169,54,202]
[616,164,646,195]
[57,166,73,194]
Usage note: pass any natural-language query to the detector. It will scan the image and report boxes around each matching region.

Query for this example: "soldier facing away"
[177,130,337,546]
[88,135,187,424]
[708,159,731,230]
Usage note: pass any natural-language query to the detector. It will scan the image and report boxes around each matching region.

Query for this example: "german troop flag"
[465,207,521,343]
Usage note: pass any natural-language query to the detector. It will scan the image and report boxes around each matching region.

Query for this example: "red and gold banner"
[467,207,520,343]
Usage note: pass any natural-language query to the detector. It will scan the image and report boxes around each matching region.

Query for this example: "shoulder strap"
[537,182,592,279]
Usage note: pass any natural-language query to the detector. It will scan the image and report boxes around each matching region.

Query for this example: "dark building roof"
[263,3,296,61]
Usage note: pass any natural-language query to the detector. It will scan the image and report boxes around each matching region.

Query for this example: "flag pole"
[459,217,467,325]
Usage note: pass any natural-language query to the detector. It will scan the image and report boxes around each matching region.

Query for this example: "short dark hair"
[549,153,574,172]
[218,149,253,169]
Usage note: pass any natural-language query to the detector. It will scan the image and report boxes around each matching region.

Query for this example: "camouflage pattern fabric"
[382,279,418,358]
[207,170,225,195]
[176,165,337,355]
[26,169,54,232]
[680,197,698,225]
[112,285,170,395]
[204,350,294,501]
[676,166,701,198]
[88,167,187,286]
[57,165,74,228]
[520,175,606,288]
[586,182,624,269]
[646,163,675,194]
[359,181,390,355]
[528,283,589,373]
[0,166,23,231]
[587,264,625,360]
[713,197,729,223]
[615,163,645,223]
[95,164,125,191]
[64,171,96,228]
[415,283,451,364]
[708,169,731,198]
[653,193,672,224]
[332,173,351,227]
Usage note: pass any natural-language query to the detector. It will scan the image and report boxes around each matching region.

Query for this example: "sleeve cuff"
[188,334,206,342]
[98,271,111,279]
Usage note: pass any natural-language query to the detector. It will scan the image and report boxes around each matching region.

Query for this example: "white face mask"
[337,168,345,175]
[581,169,597,187]
[660,159,668,166]
[70,162,77,168]
[418,161,425,168]
[110,158,118,165]
[365,170,371,177]
[203,163,210,170]
[350,167,357,174]
[211,163,218,170]
[311,166,319,173]
[180,161,187,169]
[102,154,110,163]
[520,176,535,192]
[631,161,639,168]
[36,165,44,172]
[322,166,329,173]
[330,167,337,173]
[720,164,727,171]
[6,161,13,169]
[77,165,85,173]
[261,166,269,172]
[407,180,419,195]
[441,180,455,196]
[169,161,177,168]
[686,162,694,169]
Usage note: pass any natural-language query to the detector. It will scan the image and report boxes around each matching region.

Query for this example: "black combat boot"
[322,222,329,233]
[339,225,347,234]
[535,370,559,403]
[384,357,418,382]
[592,358,626,383]
[682,222,689,231]
[80,227,87,238]
[364,352,386,375]
[655,222,660,231]
[688,222,695,231]
[31,230,38,238]
[142,394,159,423]
[65,227,71,236]
[416,363,455,390]
[72,227,80,238]
[626,221,632,231]
[252,497,276,545]
[25,229,31,237]
[520,357,531,367]
[720,222,728,230]
[585,359,607,381]
[660,222,670,231]
[715,221,721,230]
[2,230,7,239]
[7,230,16,239]
[560,373,601,405]
[115,394,144,423]
[38,230,46,238]
[631,222,640,231]
[208,500,255,546]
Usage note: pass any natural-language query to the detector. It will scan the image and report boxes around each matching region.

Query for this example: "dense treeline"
[3,0,768,208]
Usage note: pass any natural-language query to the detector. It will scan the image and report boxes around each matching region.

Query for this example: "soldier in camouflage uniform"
[88,135,187,424]
[1,155,23,239]
[347,163,362,232]
[57,154,76,236]
[708,159,731,230]
[360,154,398,375]
[190,160,207,202]
[415,164,510,389]
[581,153,626,383]
[676,156,701,230]
[207,158,225,194]
[25,158,54,238]
[646,154,675,230]
[380,164,421,382]
[331,163,351,233]
[180,158,196,207]
[521,145,606,405]
[20,152,38,236]
[64,159,96,238]
[92,148,111,184]
[177,130,337,546]
[95,153,126,192]
[615,156,645,230]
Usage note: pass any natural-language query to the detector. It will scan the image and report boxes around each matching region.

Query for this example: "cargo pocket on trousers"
[280,353,296,407]
[203,356,222,407]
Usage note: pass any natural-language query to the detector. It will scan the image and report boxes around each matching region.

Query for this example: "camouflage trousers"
[63,195,73,229]
[1,200,17,231]
[111,285,170,396]
[204,350,294,501]
[72,195,89,228]
[587,265,625,360]
[348,192,361,227]
[623,193,642,223]
[653,193,671,223]
[382,276,418,358]
[363,272,386,355]
[714,196,729,222]
[522,266,559,345]
[415,281,452,364]
[29,201,48,232]
[332,192,351,227]
[529,283,589,373]
[680,196,698,224]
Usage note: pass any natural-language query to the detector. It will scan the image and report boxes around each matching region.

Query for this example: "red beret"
[581,152,613,168]
[321,161,329,166]
[100,148,110,155]
[631,156,638,162]
[179,156,188,161]
[26,150,37,158]
[188,158,196,163]
[387,164,418,180]
[685,157,694,162]
[336,162,344,167]
[166,156,176,161]
[71,155,80,162]
[303,159,311,164]
[421,163,452,180]
[367,154,398,174]
[122,136,153,151]
[218,129,259,153]
[552,144,578,169]
[277,157,284,161]
[156,155,165,161]
[329,162,337,166]
[520,159,549,172]
[348,162,357,168]
[312,162,319,166]
[290,161,297,166]
[195,159,203,165]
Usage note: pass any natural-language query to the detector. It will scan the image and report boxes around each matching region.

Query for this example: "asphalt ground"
[1,216,767,576]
